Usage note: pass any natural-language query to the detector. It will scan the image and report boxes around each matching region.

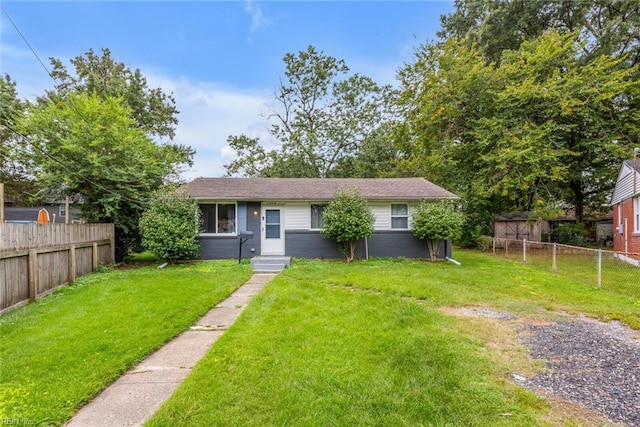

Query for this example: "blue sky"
[1,1,454,179]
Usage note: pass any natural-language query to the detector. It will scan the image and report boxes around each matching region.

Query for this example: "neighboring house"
[611,159,640,261]
[3,205,83,224]
[185,177,459,260]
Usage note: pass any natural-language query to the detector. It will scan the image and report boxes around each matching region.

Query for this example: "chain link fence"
[490,238,640,298]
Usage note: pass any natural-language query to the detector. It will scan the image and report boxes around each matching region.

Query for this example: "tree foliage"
[321,189,374,262]
[47,48,180,140]
[17,92,191,260]
[412,200,464,261]
[44,48,194,182]
[397,31,640,226]
[139,188,201,262]
[0,74,36,205]
[439,0,640,66]
[225,46,391,178]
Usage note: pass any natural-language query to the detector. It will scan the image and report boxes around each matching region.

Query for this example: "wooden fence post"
[109,225,115,264]
[92,242,99,271]
[69,244,76,283]
[28,249,38,301]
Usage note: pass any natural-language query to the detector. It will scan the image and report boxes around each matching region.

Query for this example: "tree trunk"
[569,179,584,223]
[427,239,442,261]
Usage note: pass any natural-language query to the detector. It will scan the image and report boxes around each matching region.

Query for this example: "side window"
[310,204,327,229]
[391,204,408,229]
[199,204,237,234]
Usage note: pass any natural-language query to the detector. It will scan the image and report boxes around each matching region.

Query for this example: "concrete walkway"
[66,273,276,427]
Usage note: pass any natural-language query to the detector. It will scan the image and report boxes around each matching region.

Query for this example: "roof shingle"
[186,178,458,201]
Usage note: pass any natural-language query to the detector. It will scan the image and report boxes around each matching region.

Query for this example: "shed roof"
[186,178,458,201]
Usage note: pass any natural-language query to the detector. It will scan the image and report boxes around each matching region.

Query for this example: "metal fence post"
[523,239,527,264]
[552,243,557,273]
[597,249,602,288]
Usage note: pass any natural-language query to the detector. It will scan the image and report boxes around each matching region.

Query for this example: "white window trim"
[390,203,409,230]
[309,203,327,231]
[634,196,640,233]
[199,202,238,236]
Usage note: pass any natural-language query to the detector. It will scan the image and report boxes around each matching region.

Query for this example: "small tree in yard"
[139,188,201,263]
[321,189,374,262]
[412,200,464,261]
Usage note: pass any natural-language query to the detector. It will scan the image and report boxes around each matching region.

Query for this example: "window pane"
[311,204,326,229]
[265,209,280,225]
[199,205,216,233]
[266,224,280,239]
[217,204,236,233]
[391,217,408,229]
[391,204,408,216]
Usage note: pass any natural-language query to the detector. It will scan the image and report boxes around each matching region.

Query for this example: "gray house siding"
[198,202,261,260]
[198,201,453,261]
[285,230,449,260]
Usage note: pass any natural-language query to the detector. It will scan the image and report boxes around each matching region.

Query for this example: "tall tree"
[17,92,191,260]
[439,0,640,65]
[0,74,36,205]
[44,48,194,180]
[397,32,640,224]
[47,48,180,140]
[225,46,390,178]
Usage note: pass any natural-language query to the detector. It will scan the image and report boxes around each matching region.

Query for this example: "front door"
[261,206,285,255]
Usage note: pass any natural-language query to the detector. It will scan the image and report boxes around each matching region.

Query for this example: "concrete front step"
[250,256,291,273]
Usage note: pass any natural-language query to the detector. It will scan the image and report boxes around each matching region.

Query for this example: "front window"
[391,204,408,229]
[200,203,236,234]
[635,197,640,233]
[310,204,327,229]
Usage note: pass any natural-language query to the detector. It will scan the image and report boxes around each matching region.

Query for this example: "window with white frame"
[391,204,408,229]
[310,204,327,229]
[200,203,236,234]
[634,196,640,233]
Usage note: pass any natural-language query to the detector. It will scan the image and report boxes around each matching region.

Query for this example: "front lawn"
[0,261,252,425]
[147,250,638,426]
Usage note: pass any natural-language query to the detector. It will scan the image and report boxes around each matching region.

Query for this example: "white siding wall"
[611,164,640,205]
[284,203,309,230]
[283,201,418,231]
[371,204,390,229]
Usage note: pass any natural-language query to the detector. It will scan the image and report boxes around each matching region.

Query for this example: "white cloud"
[244,0,271,34]
[146,73,276,180]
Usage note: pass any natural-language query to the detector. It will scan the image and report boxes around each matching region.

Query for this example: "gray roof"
[186,178,458,201]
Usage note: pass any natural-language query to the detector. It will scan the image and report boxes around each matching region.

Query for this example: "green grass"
[147,250,639,426]
[0,261,252,425]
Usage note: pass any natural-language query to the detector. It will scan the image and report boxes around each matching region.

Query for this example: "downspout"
[634,147,639,195]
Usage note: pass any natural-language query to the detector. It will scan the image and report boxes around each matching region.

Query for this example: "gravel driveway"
[516,315,640,427]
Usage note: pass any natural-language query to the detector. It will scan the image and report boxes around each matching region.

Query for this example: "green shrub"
[412,200,464,261]
[321,189,374,262]
[555,223,589,246]
[139,188,201,262]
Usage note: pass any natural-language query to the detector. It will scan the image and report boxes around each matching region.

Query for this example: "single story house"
[611,158,640,261]
[185,177,459,260]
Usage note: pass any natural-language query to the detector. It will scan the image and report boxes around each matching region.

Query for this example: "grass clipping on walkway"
[148,251,638,426]
[0,261,252,425]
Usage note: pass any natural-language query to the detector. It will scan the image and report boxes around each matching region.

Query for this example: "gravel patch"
[517,316,640,427]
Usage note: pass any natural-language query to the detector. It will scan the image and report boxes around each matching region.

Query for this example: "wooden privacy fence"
[0,223,115,314]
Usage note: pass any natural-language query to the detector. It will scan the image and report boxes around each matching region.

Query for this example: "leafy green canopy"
[412,200,464,261]
[225,46,392,178]
[321,189,374,262]
[17,92,189,260]
[0,74,36,205]
[139,188,201,262]
[439,0,640,66]
[398,31,640,231]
